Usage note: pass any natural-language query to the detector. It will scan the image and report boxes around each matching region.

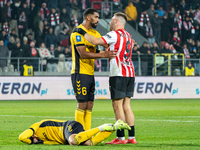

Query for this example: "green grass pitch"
[0,99,200,150]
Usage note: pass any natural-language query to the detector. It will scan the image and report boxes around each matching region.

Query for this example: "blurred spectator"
[40,3,50,21]
[125,0,137,28]
[33,11,42,32]
[55,45,63,63]
[161,14,170,42]
[29,1,37,31]
[7,36,15,52]
[60,8,70,28]
[54,21,69,37]
[146,4,156,22]
[21,36,31,64]
[168,6,176,35]
[133,0,142,22]
[158,0,168,11]
[150,42,159,54]
[10,29,18,40]
[37,42,51,71]
[139,11,149,37]
[194,25,200,41]
[27,32,33,45]
[63,46,72,71]
[2,21,9,37]
[45,27,57,49]
[172,13,182,36]
[145,21,154,44]
[102,0,110,18]
[70,14,79,29]
[0,30,8,44]
[172,31,181,52]
[152,12,162,44]
[139,41,150,76]
[35,21,44,47]
[43,19,49,37]
[18,11,27,40]
[58,0,72,16]
[156,6,165,18]
[20,2,30,22]
[151,0,159,10]
[132,42,140,75]
[21,0,31,8]
[194,6,200,25]
[10,0,21,36]
[183,43,190,59]
[47,44,57,72]
[184,61,195,76]
[57,27,70,47]
[178,0,186,17]
[30,41,39,71]
[1,0,11,23]
[182,16,195,43]
[11,40,25,71]
[48,7,59,30]
[47,0,58,11]
[0,39,9,72]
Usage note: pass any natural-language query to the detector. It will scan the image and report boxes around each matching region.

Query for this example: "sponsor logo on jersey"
[76,35,81,42]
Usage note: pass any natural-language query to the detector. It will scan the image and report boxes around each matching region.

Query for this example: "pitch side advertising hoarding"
[0,77,200,100]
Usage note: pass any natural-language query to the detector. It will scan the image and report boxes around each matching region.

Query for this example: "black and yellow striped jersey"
[70,24,101,75]
[19,119,66,145]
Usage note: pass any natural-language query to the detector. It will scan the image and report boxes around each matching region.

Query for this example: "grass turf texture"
[0,99,200,150]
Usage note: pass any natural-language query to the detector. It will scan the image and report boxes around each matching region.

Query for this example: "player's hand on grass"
[73,28,87,36]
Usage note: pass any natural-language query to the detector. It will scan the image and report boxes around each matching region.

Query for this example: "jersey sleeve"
[71,32,85,47]
[101,31,117,45]
[18,122,40,144]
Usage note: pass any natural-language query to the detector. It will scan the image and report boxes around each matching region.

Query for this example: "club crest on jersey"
[76,35,81,42]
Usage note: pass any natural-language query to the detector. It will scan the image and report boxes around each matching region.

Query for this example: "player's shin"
[74,127,100,145]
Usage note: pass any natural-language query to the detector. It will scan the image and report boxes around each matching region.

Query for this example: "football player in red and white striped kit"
[74,12,136,145]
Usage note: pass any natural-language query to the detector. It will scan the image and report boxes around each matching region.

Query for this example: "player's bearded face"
[109,18,116,31]
[90,12,99,28]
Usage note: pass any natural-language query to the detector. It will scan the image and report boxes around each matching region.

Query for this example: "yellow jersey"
[19,119,66,145]
[70,24,101,75]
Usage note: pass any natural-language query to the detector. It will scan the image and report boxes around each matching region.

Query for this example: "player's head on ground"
[83,8,99,28]
[109,12,127,31]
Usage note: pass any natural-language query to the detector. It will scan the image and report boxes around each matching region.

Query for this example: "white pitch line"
[0,115,199,123]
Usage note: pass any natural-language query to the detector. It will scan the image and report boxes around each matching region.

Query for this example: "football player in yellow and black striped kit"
[18,119,130,146]
[70,8,116,131]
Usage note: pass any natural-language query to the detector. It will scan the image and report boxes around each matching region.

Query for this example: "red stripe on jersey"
[114,31,121,67]
[127,65,131,77]
[120,29,127,76]
[101,37,107,45]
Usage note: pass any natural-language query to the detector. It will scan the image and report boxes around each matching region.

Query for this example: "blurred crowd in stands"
[0,0,199,76]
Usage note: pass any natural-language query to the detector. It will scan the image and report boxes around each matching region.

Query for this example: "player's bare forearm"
[84,33,105,46]
[77,46,116,59]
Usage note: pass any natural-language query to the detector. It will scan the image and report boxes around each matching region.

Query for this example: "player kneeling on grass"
[19,119,130,146]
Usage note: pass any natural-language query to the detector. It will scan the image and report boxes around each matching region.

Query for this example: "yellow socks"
[91,131,114,146]
[75,108,85,127]
[74,127,100,145]
[84,109,92,130]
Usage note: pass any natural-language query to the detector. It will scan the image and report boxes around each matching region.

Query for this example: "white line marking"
[0,115,199,123]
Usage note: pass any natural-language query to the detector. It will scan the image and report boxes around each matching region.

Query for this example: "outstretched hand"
[104,50,117,59]
[73,28,87,36]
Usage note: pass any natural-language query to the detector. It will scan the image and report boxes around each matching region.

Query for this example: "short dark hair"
[83,8,98,18]
[114,12,127,22]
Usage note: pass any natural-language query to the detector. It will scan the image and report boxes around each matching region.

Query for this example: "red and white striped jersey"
[101,29,135,77]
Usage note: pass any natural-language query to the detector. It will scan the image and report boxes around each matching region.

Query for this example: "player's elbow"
[18,133,25,142]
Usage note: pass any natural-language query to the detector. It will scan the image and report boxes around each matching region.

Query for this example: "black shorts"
[109,76,135,99]
[71,73,95,103]
[63,120,85,144]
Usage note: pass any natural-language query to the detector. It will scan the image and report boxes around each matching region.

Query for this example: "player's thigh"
[126,77,135,97]
[109,76,127,99]
[71,74,95,102]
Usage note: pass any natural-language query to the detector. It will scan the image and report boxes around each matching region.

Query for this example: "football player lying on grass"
[19,119,130,146]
